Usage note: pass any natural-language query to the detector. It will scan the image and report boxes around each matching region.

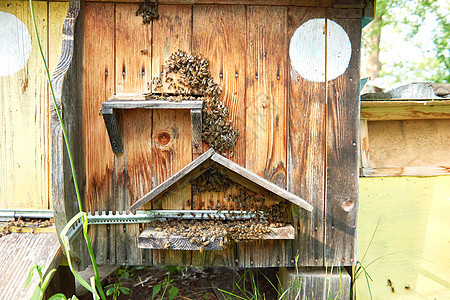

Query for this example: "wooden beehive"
[52,0,368,269]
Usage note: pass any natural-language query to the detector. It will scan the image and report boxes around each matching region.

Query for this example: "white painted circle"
[0,12,32,77]
[289,18,351,82]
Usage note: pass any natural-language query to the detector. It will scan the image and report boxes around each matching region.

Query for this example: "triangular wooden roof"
[129,149,313,212]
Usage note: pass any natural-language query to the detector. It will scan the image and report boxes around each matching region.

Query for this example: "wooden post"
[279,267,351,300]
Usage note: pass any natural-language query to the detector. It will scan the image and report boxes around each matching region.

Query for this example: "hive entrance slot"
[138,219,295,251]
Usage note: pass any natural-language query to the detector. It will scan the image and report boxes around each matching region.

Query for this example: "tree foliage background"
[361,0,449,90]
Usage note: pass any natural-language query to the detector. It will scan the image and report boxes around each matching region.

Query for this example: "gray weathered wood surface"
[0,233,62,300]
[138,224,295,250]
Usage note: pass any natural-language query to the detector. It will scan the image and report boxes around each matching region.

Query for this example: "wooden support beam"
[279,267,351,300]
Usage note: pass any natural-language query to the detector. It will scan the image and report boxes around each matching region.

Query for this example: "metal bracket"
[86,210,262,225]
[66,216,83,242]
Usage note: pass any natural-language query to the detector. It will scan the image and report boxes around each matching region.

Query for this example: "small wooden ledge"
[138,224,295,250]
[101,94,203,153]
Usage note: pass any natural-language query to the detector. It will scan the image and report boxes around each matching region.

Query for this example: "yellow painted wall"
[357,176,450,299]
[0,1,68,209]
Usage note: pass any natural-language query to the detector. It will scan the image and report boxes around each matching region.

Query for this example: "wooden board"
[151,4,192,94]
[240,5,289,268]
[0,233,62,300]
[0,1,48,210]
[151,5,194,265]
[357,176,450,300]
[114,3,154,265]
[139,225,294,250]
[83,2,116,264]
[325,17,361,266]
[287,6,326,266]
[361,101,450,121]
[190,4,246,266]
[82,0,335,5]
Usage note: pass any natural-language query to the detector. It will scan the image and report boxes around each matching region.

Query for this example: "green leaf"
[26,265,42,287]
[120,287,131,295]
[152,283,162,299]
[166,266,178,274]
[70,296,79,300]
[106,288,115,296]
[168,286,179,300]
[48,293,68,300]
[31,286,43,300]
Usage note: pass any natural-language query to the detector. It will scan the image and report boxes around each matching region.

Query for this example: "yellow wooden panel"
[357,176,450,299]
[49,2,70,73]
[0,1,48,209]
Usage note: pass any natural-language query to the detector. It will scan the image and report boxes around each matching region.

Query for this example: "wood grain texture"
[151,4,193,263]
[83,2,116,264]
[192,4,246,165]
[240,5,289,268]
[325,17,361,266]
[83,0,334,6]
[151,4,192,93]
[114,3,153,265]
[0,233,61,300]
[246,5,287,188]
[287,6,326,266]
[0,1,48,210]
[361,102,450,121]
[116,3,152,94]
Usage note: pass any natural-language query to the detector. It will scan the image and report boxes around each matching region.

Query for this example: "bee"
[387,279,393,287]
[199,246,204,253]
[163,242,170,249]
[203,240,210,246]
[404,285,410,290]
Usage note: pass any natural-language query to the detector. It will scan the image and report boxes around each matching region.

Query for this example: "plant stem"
[28,0,83,213]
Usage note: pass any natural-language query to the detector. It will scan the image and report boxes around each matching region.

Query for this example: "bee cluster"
[0,216,53,237]
[150,49,239,155]
[191,167,235,194]
[150,218,276,250]
[135,0,159,24]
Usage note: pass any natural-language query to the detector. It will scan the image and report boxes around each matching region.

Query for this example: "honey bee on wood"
[163,242,170,249]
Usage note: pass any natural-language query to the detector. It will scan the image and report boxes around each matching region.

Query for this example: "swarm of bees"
[0,216,53,237]
[191,167,235,194]
[150,218,277,248]
[146,49,239,155]
[136,0,159,24]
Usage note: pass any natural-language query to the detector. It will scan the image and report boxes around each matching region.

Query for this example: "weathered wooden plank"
[114,3,153,265]
[287,6,327,266]
[190,4,246,266]
[115,3,151,94]
[279,267,351,299]
[361,102,450,121]
[246,5,287,189]
[364,119,450,174]
[0,1,48,210]
[325,17,361,266]
[359,119,370,171]
[48,1,70,212]
[83,0,334,6]
[192,4,246,164]
[130,149,215,212]
[362,166,450,177]
[151,4,192,93]
[152,109,193,210]
[239,5,289,268]
[83,2,116,265]
[0,233,61,300]
[212,154,312,211]
[103,99,203,110]
[139,225,294,250]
